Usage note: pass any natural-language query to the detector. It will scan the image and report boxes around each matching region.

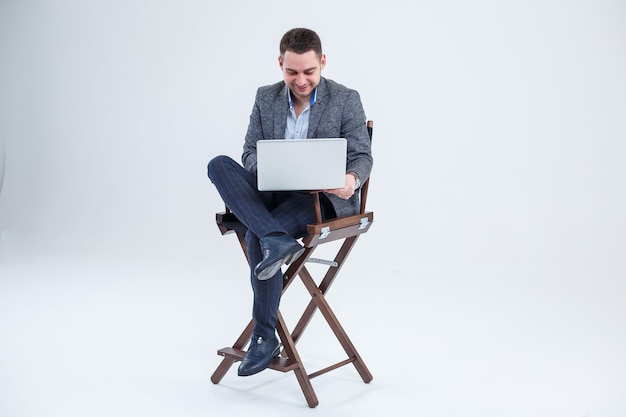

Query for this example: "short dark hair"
[279,28,322,59]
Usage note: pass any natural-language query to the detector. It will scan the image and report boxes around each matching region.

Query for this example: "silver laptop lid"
[257,138,347,191]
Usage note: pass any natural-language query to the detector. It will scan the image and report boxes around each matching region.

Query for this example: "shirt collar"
[288,87,317,109]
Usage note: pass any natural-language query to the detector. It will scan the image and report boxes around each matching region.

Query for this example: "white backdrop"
[1,1,625,416]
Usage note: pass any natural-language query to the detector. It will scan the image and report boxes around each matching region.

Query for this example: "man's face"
[279,50,326,102]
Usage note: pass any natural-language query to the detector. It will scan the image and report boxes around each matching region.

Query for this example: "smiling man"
[279,37,326,117]
[207,28,373,377]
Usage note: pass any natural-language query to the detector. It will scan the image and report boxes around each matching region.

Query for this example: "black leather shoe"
[237,334,280,377]
[254,235,304,280]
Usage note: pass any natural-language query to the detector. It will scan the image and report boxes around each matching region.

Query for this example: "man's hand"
[324,173,357,200]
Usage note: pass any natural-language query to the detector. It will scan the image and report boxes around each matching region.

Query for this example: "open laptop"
[257,138,347,191]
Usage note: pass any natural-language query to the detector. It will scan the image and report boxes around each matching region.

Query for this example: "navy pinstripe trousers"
[208,155,334,338]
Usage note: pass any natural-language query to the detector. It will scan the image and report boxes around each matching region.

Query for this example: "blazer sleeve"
[242,88,263,174]
[342,90,373,184]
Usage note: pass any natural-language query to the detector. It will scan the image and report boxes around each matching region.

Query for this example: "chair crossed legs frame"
[210,121,374,408]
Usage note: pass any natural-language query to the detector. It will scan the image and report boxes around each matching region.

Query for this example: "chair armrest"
[302,211,374,247]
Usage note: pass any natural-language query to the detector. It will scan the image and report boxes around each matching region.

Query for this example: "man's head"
[278,28,326,103]
[279,28,323,59]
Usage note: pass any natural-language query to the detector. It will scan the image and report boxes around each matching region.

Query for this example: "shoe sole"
[285,246,305,265]
[256,245,305,281]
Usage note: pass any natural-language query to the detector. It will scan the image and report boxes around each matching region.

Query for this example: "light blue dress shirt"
[284,88,317,139]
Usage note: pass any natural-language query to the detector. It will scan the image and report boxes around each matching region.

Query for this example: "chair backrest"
[359,120,373,214]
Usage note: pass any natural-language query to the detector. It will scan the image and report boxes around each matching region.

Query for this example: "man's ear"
[278,55,284,69]
[320,53,326,70]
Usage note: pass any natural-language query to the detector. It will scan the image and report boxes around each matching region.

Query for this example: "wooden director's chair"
[210,121,375,408]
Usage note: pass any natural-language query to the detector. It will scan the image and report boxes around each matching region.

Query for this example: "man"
[207,28,372,376]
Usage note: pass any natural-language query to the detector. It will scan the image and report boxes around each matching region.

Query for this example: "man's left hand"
[324,174,357,200]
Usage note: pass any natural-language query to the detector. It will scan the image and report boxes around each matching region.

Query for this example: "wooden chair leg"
[291,236,358,343]
[211,357,236,385]
[211,320,254,384]
[297,262,373,384]
[276,312,319,408]
[211,231,253,384]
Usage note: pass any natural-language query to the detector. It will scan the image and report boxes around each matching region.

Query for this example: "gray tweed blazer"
[242,77,373,218]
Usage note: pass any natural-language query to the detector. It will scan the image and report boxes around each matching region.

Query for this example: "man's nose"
[296,74,307,85]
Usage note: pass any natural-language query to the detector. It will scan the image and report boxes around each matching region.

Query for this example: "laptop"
[257,138,347,191]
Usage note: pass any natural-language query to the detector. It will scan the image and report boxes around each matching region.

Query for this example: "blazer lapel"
[273,84,290,139]
[307,78,327,138]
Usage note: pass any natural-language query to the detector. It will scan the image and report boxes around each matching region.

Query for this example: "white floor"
[1,228,625,417]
